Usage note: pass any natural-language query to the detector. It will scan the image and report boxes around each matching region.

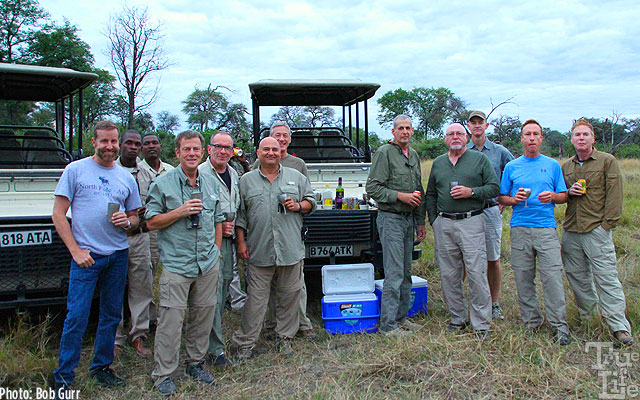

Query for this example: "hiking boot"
[131,337,152,358]
[205,352,233,368]
[492,302,505,321]
[381,328,412,337]
[275,336,295,356]
[157,378,178,396]
[233,348,254,363]
[555,332,571,346]
[185,363,214,385]
[446,322,469,332]
[614,330,634,346]
[262,328,277,341]
[90,367,126,387]
[399,319,422,332]
[298,329,317,341]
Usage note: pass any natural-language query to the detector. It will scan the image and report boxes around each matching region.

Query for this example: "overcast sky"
[40,0,640,139]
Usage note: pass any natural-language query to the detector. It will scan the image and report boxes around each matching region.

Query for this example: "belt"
[438,209,483,220]
[484,202,499,209]
[381,209,413,217]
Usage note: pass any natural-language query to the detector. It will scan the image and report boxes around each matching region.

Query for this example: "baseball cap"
[468,110,486,121]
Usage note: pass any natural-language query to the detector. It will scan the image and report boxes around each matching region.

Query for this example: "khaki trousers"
[208,237,235,356]
[433,214,492,330]
[151,265,219,385]
[510,227,569,334]
[115,232,153,345]
[264,266,312,332]
[561,226,631,333]
[148,230,160,323]
[231,261,303,352]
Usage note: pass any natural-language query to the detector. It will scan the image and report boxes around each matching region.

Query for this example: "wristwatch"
[124,220,132,231]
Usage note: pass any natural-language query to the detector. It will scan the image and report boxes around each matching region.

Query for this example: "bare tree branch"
[486,96,517,120]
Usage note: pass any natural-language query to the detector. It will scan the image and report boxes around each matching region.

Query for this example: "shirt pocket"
[279,184,299,202]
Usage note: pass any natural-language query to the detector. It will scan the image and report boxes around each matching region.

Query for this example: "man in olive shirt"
[425,123,498,337]
[561,119,632,346]
[146,130,224,395]
[199,131,241,366]
[366,115,426,336]
[231,137,316,359]
[255,121,314,340]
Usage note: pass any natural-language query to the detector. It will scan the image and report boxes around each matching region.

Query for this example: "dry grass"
[1,159,640,399]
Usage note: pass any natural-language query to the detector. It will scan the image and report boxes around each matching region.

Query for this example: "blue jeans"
[54,249,128,385]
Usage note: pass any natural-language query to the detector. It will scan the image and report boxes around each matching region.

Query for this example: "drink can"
[233,147,244,157]
[413,191,421,198]
[578,179,587,194]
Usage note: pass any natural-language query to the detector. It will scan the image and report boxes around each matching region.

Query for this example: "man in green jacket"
[366,115,427,336]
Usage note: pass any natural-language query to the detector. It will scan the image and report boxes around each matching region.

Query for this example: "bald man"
[230,137,316,360]
[425,123,499,338]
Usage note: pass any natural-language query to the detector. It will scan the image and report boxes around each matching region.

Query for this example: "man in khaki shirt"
[230,137,316,360]
[561,119,632,346]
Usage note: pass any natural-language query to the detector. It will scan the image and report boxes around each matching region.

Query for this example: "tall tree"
[490,115,522,142]
[26,20,93,70]
[106,6,169,128]
[270,105,338,127]
[0,0,48,63]
[156,110,179,133]
[377,87,466,138]
[182,84,250,139]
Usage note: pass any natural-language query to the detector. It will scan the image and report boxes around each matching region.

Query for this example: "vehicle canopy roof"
[249,79,380,107]
[0,63,97,102]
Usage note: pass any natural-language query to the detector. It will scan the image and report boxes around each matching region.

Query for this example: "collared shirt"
[139,158,174,178]
[116,158,155,204]
[236,165,316,267]
[467,139,514,203]
[425,149,499,224]
[562,149,623,233]
[199,159,241,228]
[146,166,225,277]
[365,142,426,225]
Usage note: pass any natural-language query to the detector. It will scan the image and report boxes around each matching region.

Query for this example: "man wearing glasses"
[199,132,241,367]
[254,121,314,340]
[146,130,224,395]
[425,123,498,339]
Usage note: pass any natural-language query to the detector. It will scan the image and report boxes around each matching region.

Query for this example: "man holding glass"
[425,123,498,339]
[499,119,570,345]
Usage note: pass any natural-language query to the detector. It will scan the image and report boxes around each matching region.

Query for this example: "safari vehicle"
[0,63,97,308]
[249,80,422,271]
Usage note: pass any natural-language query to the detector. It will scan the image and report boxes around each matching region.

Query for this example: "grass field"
[1,159,639,399]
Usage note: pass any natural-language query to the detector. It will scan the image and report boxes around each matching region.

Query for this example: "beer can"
[413,191,422,198]
[578,179,587,194]
[233,147,244,157]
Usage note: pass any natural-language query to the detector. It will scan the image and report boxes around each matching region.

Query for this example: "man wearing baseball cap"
[466,111,514,321]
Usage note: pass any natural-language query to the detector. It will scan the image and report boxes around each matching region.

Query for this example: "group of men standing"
[51,120,316,398]
[367,112,633,347]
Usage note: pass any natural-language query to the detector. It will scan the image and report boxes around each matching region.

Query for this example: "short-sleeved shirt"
[500,155,567,228]
[145,166,225,277]
[55,157,141,255]
[139,158,174,178]
[467,139,514,203]
[236,165,316,267]
[253,154,309,179]
[116,158,155,204]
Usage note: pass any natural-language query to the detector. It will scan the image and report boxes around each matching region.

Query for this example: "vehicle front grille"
[0,222,70,295]
[303,210,375,244]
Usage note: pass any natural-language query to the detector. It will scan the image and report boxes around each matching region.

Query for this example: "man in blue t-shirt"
[499,119,571,345]
[52,121,142,395]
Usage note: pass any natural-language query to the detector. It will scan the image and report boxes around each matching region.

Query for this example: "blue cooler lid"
[321,263,375,295]
[322,293,378,302]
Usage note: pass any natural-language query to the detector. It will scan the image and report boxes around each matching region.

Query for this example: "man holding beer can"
[561,119,632,346]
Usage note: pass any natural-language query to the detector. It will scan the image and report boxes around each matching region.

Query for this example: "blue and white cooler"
[321,263,379,334]
[374,275,428,317]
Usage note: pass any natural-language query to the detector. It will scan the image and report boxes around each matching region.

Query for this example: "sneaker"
[90,367,126,387]
[381,328,412,337]
[185,363,214,385]
[555,332,571,346]
[614,330,634,346]
[298,329,317,341]
[157,378,178,396]
[446,322,469,332]
[205,352,233,368]
[399,319,422,332]
[475,330,491,340]
[275,336,295,356]
[492,303,505,321]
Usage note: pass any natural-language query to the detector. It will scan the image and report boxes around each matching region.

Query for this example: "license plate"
[309,245,353,258]
[0,230,53,247]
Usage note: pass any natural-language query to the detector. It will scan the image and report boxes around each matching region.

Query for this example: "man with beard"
[425,122,498,339]
[52,121,141,394]
[114,129,155,358]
